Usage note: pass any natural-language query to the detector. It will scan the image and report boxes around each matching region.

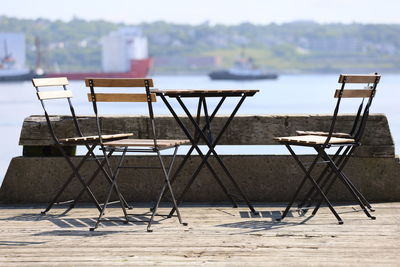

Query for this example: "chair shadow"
[216,209,314,235]
[0,240,46,246]
[238,210,295,219]
[0,212,159,236]
[32,229,129,237]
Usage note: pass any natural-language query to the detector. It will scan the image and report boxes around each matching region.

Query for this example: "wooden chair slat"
[334,89,373,98]
[85,78,154,87]
[87,93,156,102]
[32,77,69,87]
[338,74,380,84]
[37,90,73,100]
[274,135,355,145]
[60,133,133,144]
[103,139,190,148]
[296,131,351,138]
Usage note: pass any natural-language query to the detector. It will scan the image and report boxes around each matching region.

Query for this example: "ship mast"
[34,36,44,75]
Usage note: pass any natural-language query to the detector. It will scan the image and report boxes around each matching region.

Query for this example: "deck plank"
[0,203,399,266]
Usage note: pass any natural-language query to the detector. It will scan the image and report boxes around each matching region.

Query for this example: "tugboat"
[0,37,43,82]
[209,55,278,81]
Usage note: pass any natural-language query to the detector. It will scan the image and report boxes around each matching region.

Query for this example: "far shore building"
[153,56,222,73]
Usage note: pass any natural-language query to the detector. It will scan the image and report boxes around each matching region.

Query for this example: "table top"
[151,89,259,97]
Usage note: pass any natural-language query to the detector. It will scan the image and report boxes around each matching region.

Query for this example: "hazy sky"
[2,0,400,25]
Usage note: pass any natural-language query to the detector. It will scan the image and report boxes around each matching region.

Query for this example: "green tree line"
[1,16,400,73]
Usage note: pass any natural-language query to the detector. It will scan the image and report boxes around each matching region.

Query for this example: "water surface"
[0,74,398,182]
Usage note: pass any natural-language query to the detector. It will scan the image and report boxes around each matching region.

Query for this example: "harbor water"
[0,74,398,183]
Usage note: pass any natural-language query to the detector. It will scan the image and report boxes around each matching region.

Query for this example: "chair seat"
[103,138,190,148]
[296,130,351,138]
[60,133,134,144]
[274,135,355,145]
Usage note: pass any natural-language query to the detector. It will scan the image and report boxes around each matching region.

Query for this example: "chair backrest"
[325,73,380,145]
[85,78,157,145]
[32,77,84,144]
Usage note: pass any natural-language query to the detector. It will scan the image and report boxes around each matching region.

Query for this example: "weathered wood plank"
[0,203,398,266]
[37,90,73,100]
[274,135,355,145]
[18,114,395,157]
[338,74,380,84]
[32,77,69,87]
[334,89,373,98]
[85,78,154,87]
[87,93,156,102]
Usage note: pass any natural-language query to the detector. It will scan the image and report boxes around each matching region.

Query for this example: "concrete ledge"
[19,114,394,157]
[1,155,399,203]
[1,113,398,203]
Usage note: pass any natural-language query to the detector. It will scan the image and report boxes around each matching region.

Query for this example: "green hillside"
[1,16,400,73]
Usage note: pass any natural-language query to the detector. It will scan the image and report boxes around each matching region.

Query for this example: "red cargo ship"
[46,27,152,80]
[45,58,152,80]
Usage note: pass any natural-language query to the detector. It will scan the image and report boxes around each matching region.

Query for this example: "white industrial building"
[101,28,148,73]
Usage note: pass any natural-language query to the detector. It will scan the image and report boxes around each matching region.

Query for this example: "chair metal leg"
[41,145,97,214]
[64,147,132,212]
[68,149,129,209]
[100,146,130,216]
[280,145,343,224]
[93,149,132,210]
[297,146,346,210]
[150,147,180,212]
[148,148,187,232]
[311,147,374,215]
[110,159,130,223]
[314,148,371,214]
[311,168,375,216]
[90,148,129,231]
[277,149,320,221]
[316,148,375,220]
[67,152,109,210]
[58,145,103,213]
[340,175,374,211]
[89,147,132,208]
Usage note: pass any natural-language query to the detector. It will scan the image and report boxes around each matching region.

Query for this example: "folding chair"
[274,73,380,224]
[85,78,189,232]
[32,77,133,215]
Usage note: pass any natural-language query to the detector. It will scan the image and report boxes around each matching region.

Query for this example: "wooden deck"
[0,203,399,266]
